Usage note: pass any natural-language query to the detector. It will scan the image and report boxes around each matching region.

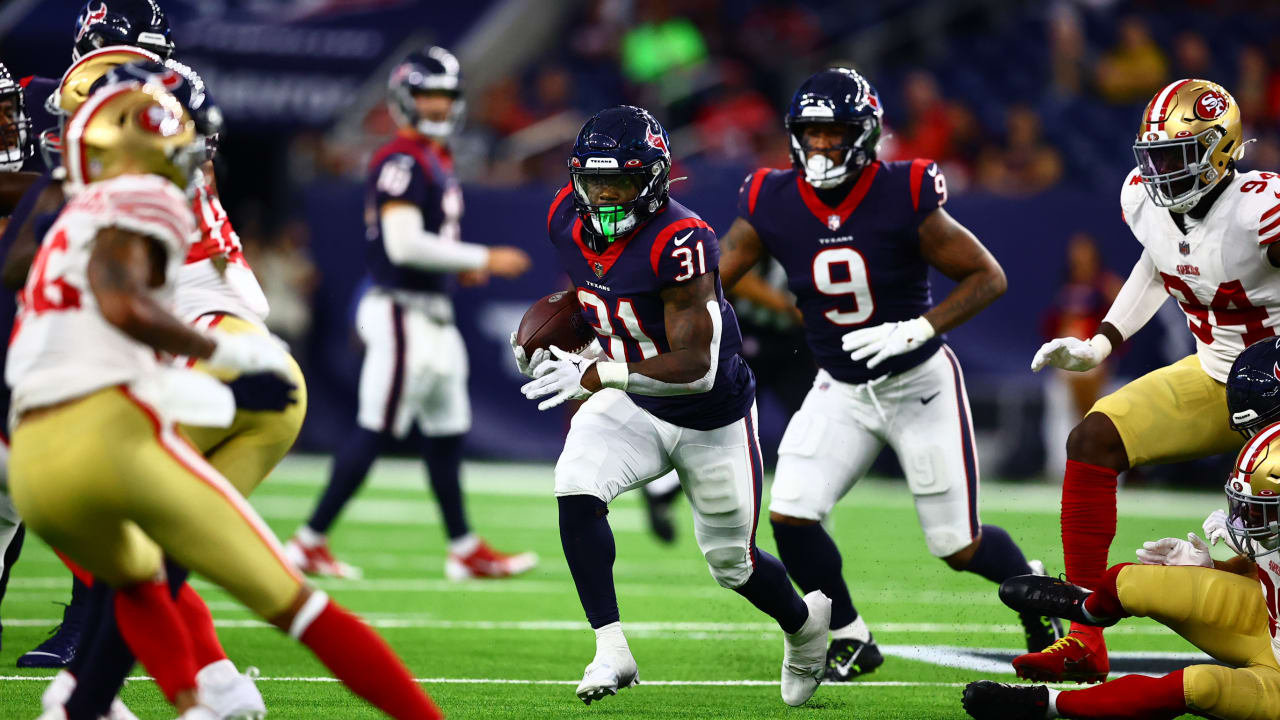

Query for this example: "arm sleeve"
[380,203,489,272]
[1101,250,1168,341]
[600,299,722,396]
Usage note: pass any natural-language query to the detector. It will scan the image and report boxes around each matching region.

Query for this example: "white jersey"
[6,175,196,415]
[1121,167,1280,381]
[174,180,269,328]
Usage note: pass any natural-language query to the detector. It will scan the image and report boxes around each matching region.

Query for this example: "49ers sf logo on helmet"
[136,102,181,136]
[1195,90,1229,120]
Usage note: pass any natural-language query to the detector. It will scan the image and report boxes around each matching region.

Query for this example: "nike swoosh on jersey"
[920,392,940,405]
[674,230,694,246]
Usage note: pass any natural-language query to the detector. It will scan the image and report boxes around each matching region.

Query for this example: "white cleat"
[574,649,639,705]
[108,698,141,720]
[177,706,220,720]
[781,590,832,707]
[41,670,76,711]
[197,660,267,720]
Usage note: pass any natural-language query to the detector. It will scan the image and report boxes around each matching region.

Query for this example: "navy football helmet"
[1227,337,1280,436]
[90,59,222,160]
[568,105,671,244]
[785,68,883,189]
[387,46,464,139]
[73,0,175,61]
[0,62,32,172]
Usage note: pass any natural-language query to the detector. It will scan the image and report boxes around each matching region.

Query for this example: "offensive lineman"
[517,105,831,707]
[9,79,441,719]
[717,67,1059,680]
[285,46,537,580]
[1020,78,1275,683]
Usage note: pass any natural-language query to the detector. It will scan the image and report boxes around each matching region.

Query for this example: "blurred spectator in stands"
[620,0,708,85]
[475,76,537,138]
[1048,2,1088,98]
[893,71,958,163]
[530,64,575,119]
[1041,233,1123,476]
[976,105,1063,195]
[1095,16,1168,104]
[250,219,318,356]
[1236,45,1278,129]
[1171,31,1215,81]
[736,0,822,101]
[692,61,776,163]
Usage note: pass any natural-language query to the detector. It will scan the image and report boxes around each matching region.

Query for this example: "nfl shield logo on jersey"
[593,261,605,277]
[1178,240,1190,255]
[827,214,841,231]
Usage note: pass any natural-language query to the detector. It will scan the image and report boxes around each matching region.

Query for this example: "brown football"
[516,291,597,355]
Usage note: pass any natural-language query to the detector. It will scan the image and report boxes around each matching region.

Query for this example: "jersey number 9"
[813,247,873,326]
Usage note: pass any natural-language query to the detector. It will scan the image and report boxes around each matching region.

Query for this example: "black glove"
[226,372,298,413]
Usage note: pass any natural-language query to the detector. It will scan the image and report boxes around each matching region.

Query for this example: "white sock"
[593,621,629,656]
[295,525,325,548]
[1046,687,1061,718]
[831,614,872,643]
[449,533,479,556]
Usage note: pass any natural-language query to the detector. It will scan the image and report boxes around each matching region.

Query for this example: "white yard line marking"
[0,675,1020,688]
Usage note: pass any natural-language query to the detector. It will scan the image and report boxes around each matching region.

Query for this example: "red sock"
[114,580,198,703]
[297,595,442,720]
[1083,563,1133,621]
[1056,670,1186,719]
[1061,460,1120,591]
[174,583,229,669]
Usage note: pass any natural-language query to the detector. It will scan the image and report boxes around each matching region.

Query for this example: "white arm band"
[1101,250,1168,341]
[381,204,489,272]
[622,300,721,396]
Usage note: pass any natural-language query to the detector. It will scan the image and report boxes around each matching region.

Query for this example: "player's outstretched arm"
[1,178,65,291]
[917,207,1006,334]
[381,201,530,278]
[583,273,720,396]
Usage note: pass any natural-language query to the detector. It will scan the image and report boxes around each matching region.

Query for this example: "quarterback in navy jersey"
[719,68,1061,680]
[285,46,537,583]
[516,106,832,708]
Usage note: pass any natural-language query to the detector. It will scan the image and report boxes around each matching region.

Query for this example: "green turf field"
[0,457,1227,718]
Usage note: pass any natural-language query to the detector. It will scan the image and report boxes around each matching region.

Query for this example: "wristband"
[1088,333,1113,360]
[596,361,629,391]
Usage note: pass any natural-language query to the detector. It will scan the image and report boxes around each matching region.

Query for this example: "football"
[516,290,597,355]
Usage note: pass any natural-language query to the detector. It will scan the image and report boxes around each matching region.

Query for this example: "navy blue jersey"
[547,187,755,431]
[363,134,463,294]
[19,76,58,173]
[739,159,946,383]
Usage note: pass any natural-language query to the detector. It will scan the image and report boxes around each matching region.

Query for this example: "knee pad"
[703,545,752,589]
[1185,664,1280,720]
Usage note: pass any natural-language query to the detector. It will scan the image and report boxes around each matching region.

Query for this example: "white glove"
[520,345,595,411]
[509,331,550,379]
[1135,533,1214,568]
[1203,509,1244,555]
[841,317,935,369]
[205,331,292,380]
[1031,335,1112,372]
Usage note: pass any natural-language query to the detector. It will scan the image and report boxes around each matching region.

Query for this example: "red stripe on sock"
[299,599,442,719]
[174,583,229,669]
[1056,670,1186,719]
[1061,460,1119,591]
[114,580,198,703]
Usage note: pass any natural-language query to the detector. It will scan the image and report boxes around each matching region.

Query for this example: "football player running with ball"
[285,46,536,581]
[1021,78,1278,683]
[717,67,1059,681]
[516,105,831,707]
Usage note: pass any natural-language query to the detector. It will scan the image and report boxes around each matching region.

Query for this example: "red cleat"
[1011,628,1109,684]
[284,535,363,579]
[445,538,538,580]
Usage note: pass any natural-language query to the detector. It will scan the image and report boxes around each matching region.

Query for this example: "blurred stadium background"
[5,0,1279,483]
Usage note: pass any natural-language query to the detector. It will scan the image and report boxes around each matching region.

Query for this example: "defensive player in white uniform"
[9,80,442,720]
[1020,78,1280,683]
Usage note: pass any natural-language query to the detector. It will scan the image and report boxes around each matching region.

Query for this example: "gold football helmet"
[39,45,160,166]
[1225,422,1280,559]
[1133,78,1245,213]
[62,81,200,192]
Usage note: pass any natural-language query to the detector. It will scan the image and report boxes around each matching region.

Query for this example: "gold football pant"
[1090,354,1243,467]
[1116,564,1280,719]
[180,313,308,496]
[8,387,304,618]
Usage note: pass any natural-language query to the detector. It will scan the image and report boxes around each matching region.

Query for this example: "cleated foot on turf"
[284,535,362,580]
[575,648,639,705]
[197,660,267,720]
[1011,630,1109,683]
[962,681,1050,720]
[1019,561,1065,653]
[781,590,831,706]
[999,574,1116,629]
[824,637,884,681]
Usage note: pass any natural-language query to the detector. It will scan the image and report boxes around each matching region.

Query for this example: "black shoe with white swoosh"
[824,637,884,681]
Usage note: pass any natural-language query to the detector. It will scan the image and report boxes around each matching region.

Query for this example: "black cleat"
[962,681,1050,720]
[999,574,1116,628]
[642,486,680,544]
[824,637,884,681]
[18,615,82,668]
[1020,611,1064,654]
